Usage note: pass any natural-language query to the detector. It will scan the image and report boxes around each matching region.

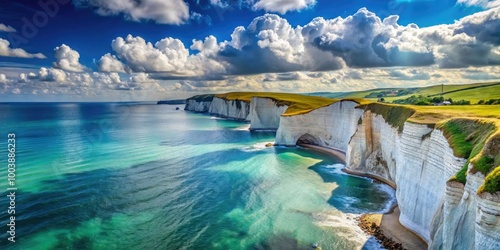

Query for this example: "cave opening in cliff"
[296,133,321,146]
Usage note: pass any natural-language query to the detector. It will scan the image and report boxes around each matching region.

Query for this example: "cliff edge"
[184,92,500,249]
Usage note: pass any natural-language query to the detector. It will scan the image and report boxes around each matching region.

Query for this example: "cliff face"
[184,95,500,249]
[276,101,362,150]
[347,112,467,244]
[248,97,288,130]
[207,97,250,120]
[208,97,250,120]
[185,99,211,112]
[476,190,500,249]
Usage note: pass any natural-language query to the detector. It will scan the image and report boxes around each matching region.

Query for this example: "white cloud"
[210,0,229,8]
[106,34,227,78]
[68,72,94,86]
[39,67,67,82]
[457,0,500,9]
[72,0,189,25]
[4,7,500,100]
[303,7,500,68]
[0,38,46,59]
[111,35,188,72]
[0,74,8,84]
[94,72,122,85]
[99,53,127,72]
[18,73,28,83]
[53,44,86,72]
[219,13,343,74]
[3,64,500,100]
[189,12,212,25]
[0,23,16,32]
[130,72,153,83]
[1,66,167,99]
[253,0,316,14]
[97,7,500,82]
[263,71,309,81]
[389,69,431,80]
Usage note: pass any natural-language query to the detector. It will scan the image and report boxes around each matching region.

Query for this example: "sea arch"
[295,133,322,146]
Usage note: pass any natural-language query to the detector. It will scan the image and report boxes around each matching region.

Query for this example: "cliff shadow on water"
[310,161,397,215]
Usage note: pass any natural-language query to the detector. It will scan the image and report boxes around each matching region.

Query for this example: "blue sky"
[0,0,499,101]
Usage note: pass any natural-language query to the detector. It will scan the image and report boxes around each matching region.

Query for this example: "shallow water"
[0,103,394,249]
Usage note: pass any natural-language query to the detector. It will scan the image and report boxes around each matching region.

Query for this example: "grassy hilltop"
[214,92,368,116]
[314,81,500,104]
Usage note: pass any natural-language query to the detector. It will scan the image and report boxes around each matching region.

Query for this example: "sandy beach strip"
[298,143,428,250]
[297,143,346,163]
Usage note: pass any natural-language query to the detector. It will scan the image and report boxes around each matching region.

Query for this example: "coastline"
[342,168,397,190]
[297,143,346,163]
[298,143,428,250]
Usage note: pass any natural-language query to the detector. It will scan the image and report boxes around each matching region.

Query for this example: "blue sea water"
[0,103,395,250]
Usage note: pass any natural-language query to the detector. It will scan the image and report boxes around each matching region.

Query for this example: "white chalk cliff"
[276,101,362,150]
[249,97,288,130]
[208,97,250,120]
[185,99,211,112]
[185,96,500,249]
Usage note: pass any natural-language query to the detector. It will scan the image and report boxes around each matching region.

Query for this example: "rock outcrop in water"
[184,94,500,250]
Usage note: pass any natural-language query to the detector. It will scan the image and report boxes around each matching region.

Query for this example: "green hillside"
[444,84,500,103]
[319,82,500,104]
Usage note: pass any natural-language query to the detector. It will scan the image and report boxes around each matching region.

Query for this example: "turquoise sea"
[0,103,395,250]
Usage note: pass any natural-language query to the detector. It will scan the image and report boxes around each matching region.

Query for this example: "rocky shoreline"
[358,213,405,250]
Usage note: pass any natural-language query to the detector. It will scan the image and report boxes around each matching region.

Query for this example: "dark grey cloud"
[389,69,431,80]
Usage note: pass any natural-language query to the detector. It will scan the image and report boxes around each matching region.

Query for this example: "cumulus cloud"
[308,9,427,67]
[110,35,188,72]
[18,73,28,83]
[308,7,500,69]
[0,38,46,59]
[253,0,316,14]
[263,72,309,81]
[38,67,67,82]
[1,66,167,99]
[17,6,493,100]
[173,76,265,92]
[190,12,212,25]
[219,13,343,75]
[104,34,227,78]
[457,0,500,9]
[68,72,94,86]
[389,69,431,80]
[97,7,500,81]
[0,73,8,84]
[99,53,127,72]
[461,66,500,80]
[4,64,499,100]
[72,0,189,25]
[53,44,87,72]
[93,72,122,85]
[0,23,16,32]
[209,0,233,8]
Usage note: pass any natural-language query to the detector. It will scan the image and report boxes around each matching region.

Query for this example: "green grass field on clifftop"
[214,92,369,116]
[313,81,500,104]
